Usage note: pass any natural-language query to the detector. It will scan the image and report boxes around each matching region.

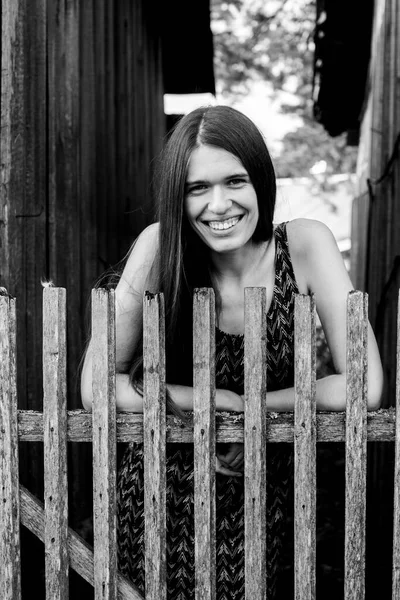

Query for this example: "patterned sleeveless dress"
[117,222,298,599]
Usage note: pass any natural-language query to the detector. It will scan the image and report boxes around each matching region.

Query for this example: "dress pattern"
[117,222,299,599]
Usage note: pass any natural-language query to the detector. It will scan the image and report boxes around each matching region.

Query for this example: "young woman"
[81,105,383,599]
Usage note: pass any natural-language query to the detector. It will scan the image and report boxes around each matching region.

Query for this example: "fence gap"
[344,290,368,600]
[244,287,267,599]
[92,289,117,600]
[294,294,317,600]
[43,287,68,599]
[392,289,400,599]
[193,288,216,600]
[0,294,21,599]
[143,292,167,600]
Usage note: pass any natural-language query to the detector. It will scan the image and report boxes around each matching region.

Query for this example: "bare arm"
[268,219,384,412]
[81,222,244,414]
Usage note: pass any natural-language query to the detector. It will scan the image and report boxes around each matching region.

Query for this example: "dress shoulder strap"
[273,222,299,294]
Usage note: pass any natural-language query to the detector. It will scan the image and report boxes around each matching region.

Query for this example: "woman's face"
[184,144,259,254]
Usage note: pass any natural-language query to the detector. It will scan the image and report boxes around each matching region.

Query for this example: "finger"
[215,457,242,477]
[230,452,244,467]
[217,465,243,477]
[216,454,232,468]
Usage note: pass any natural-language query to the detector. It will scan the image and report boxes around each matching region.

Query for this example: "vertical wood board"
[294,294,316,600]
[143,293,166,600]
[92,289,117,600]
[43,288,69,599]
[345,291,368,600]
[193,288,216,600]
[244,287,267,600]
[0,296,21,599]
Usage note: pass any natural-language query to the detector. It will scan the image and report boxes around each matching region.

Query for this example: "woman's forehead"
[186,145,246,182]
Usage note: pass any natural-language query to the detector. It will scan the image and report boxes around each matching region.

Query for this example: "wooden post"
[43,288,68,599]
[294,294,316,600]
[345,291,368,600]
[92,289,117,600]
[244,287,267,600]
[193,288,216,600]
[393,290,400,599]
[143,292,166,600]
[0,294,21,600]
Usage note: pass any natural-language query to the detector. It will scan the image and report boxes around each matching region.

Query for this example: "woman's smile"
[205,215,243,232]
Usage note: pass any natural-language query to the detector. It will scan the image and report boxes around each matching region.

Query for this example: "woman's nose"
[208,186,232,213]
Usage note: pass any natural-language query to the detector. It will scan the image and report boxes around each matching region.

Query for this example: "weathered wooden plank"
[92,289,117,600]
[392,290,400,599]
[143,292,166,600]
[0,296,21,598]
[16,408,395,442]
[0,0,19,287]
[244,287,267,599]
[43,288,68,599]
[19,486,143,600]
[0,295,21,599]
[193,288,216,600]
[294,294,316,600]
[345,291,368,600]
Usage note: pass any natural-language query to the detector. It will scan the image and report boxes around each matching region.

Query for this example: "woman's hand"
[216,443,244,477]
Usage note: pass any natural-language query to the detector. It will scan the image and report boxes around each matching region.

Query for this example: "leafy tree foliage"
[211,0,358,177]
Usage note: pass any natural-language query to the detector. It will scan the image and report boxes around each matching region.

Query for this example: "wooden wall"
[352,0,400,407]
[1,0,165,509]
[351,1,400,597]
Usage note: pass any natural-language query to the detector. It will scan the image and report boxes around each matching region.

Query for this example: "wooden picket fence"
[0,286,399,600]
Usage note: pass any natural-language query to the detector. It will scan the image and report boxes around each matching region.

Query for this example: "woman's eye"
[228,178,246,186]
[188,184,208,194]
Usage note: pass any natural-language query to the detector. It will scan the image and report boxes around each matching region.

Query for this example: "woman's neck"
[210,238,272,285]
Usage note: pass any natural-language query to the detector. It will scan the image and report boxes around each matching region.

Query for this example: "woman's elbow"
[367,368,384,411]
[81,376,93,411]
[80,351,93,411]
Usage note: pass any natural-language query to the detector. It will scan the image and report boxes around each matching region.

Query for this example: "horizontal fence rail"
[14,409,398,443]
[0,287,399,600]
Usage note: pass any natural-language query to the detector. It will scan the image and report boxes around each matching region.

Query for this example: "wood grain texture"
[143,293,166,600]
[244,287,267,599]
[19,486,143,600]
[294,295,316,600]
[43,288,68,599]
[15,408,394,442]
[193,289,216,600]
[393,290,400,599]
[345,291,368,600]
[0,0,18,286]
[0,297,21,599]
[92,289,117,600]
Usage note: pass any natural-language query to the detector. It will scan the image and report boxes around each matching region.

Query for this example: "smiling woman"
[80,105,383,599]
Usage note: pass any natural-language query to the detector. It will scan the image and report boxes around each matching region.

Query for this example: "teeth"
[208,216,240,231]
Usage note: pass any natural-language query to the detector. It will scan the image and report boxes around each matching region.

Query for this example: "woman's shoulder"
[117,222,160,294]
[283,219,340,293]
[285,218,337,257]
[126,222,159,264]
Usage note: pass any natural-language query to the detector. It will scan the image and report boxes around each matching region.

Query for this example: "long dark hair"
[130,105,277,413]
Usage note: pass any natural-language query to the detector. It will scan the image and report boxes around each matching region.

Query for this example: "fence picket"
[193,288,216,600]
[92,289,117,600]
[143,292,167,600]
[393,290,400,599]
[0,295,21,599]
[294,294,316,600]
[43,288,68,599]
[244,287,267,599]
[344,291,368,600]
